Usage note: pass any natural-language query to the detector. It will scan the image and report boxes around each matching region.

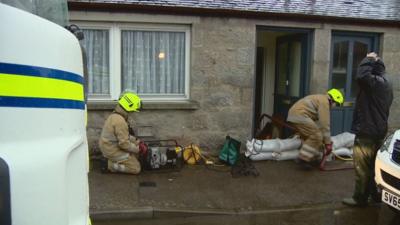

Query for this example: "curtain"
[81,29,110,95]
[121,30,185,95]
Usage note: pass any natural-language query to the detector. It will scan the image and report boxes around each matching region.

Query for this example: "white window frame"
[74,21,191,102]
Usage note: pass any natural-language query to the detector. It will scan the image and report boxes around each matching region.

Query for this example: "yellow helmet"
[118,92,141,112]
[327,88,344,105]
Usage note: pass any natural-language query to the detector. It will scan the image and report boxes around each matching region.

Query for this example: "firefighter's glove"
[138,141,148,155]
[128,142,139,154]
[324,142,333,156]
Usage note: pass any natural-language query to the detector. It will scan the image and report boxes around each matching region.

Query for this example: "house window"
[330,33,378,100]
[121,30,186,95]
[78,23,190,101]
[82,29,110,96]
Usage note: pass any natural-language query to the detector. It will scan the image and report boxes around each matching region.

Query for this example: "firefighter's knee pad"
[108,161,126,173]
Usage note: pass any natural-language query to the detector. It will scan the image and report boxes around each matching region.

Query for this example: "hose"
[332,151,353,161]
[183,144,227,167]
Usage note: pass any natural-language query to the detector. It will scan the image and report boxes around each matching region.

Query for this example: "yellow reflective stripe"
[0,73,83,101]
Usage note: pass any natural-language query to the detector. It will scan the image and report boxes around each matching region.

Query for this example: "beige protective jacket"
[99,105,139,161]
[286,94,331,144]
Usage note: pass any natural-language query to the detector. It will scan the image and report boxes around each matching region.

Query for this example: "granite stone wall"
[87,16,255,155]
[85,14,400,155]
[382,30,400,133]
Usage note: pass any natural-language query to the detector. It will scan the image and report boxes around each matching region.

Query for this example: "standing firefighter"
[99,92,142,174]
[287,89,344,165]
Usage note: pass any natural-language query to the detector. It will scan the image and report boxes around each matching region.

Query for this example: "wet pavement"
[89,159,400,224]
[94,205,399,225]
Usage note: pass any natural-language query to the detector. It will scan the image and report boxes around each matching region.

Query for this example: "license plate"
[382,189,400,210]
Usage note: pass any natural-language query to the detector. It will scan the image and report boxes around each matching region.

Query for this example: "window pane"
[351,42,368,98]
[331,41,348,97]
[81,29,110,95]
[288,41,301,97]
[276,42,288,95]
[121,30,185,95]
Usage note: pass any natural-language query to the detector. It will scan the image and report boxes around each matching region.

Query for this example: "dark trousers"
[352,136,383,203]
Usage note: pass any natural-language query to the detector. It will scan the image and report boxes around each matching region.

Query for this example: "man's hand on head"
[367,52,378,61]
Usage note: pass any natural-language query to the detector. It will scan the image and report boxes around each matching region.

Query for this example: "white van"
[375,130,400,211]
[0,1,90,224]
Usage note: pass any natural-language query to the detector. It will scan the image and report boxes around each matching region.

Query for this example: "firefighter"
[287,89,344,165]
[99,91,142,174]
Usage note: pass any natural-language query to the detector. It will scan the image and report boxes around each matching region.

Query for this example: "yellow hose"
[183,144,225,166]
[332,151,353,161]
[183,144,202,165]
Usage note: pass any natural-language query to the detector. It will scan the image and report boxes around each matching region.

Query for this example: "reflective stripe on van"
[0,62,84,109]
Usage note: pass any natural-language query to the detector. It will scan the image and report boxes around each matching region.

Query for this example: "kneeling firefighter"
[287,89,344,164]
[99,91,142,174]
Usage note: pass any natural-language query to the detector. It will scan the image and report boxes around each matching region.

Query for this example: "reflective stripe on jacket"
[99,104,139,160]
[287,94,331,144]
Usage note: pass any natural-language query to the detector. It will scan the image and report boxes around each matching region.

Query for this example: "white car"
[375,130,400,210]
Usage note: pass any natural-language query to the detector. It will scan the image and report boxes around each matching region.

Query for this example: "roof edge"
[68,2,400,27]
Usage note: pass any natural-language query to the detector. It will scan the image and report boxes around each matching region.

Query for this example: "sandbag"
[272,150,299,161]
[246,136,301,154]
[246,139,279,153]
[331,132,355,149]
[278,137,302,152]
[333,147,353,157]
[248,152,274,161]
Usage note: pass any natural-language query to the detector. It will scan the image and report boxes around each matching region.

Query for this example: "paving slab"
[89,159,400,224]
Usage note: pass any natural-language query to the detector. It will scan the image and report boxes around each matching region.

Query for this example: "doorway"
[254,28,312,137]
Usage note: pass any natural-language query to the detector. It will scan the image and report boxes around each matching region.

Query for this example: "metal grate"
[392,139,400,165]
[381,169,400,191]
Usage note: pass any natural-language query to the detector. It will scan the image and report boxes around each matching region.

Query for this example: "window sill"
[87,100,199,110]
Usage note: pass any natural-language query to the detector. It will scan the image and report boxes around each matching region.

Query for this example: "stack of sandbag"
[245,136,301,161]
[245,132,355,162]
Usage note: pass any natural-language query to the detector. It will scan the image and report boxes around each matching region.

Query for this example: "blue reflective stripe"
[0,62,83,84]
[0,96,85,110]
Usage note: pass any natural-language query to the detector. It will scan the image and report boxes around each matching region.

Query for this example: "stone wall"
[81,12,400,155]
[86,16,255,154]
[382,30,400,133]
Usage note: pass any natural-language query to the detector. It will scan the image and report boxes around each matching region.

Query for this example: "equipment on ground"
[255,113,298,139]
[319,145,353,171]
[249,115,354,170]
[139,140,183,170]
[183,144,202,165]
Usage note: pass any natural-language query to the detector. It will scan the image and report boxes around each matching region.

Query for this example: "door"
[274,34,309,121]
[254,47,265,126]
[330,33,379,135]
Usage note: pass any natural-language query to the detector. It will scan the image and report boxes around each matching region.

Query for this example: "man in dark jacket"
[343,52,393,206]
